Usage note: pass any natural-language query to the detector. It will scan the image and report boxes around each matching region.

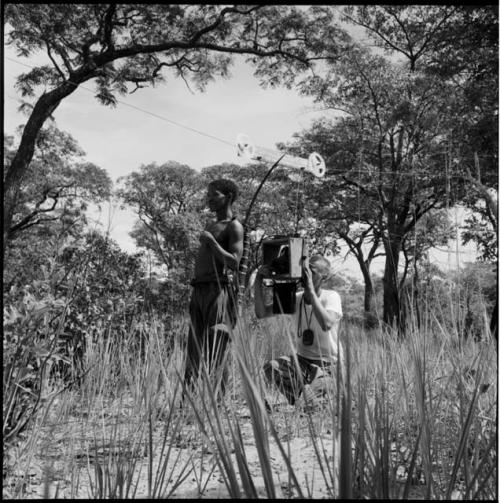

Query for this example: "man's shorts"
[263,354,341,409]
[189,280,237,339]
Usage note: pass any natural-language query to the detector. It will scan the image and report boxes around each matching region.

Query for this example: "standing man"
[183,178,244,401]
[255,254,343,412]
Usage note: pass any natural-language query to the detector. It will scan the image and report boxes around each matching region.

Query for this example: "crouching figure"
[255,254,344,412]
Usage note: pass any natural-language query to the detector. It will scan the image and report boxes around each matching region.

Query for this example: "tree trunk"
[362,272,377,328]
[339,230,379,325]
[356,256,376,327]
[360,262,374,313]
[382,233,403,332]
[3,81,79,261]
[412,258,421,329]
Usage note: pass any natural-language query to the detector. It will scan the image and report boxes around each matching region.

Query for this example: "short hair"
[309,254,331,279]
[208,178,239,203]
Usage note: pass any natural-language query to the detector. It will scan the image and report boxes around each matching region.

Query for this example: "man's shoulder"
[227,217,244,233]
[321,289,342,305]
[321,288,340,298]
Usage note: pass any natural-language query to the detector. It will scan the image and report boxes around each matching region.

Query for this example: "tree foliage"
[117,160,316,295]
[283,5,497,328]
[3,229,148,447]
[4,4,351,257]
[116,161,205,273]
[344,5,498,251]
[419,261,497,340]
[4,126,111,241]
[462,208,498,262]
[6,4,344,98]
[284,53,463,325]
[55,232,145,373]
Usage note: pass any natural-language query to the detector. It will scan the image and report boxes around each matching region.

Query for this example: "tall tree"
[284,5,497,329]
[345,6,498,190]
[344,4,498,328]
[116,161,204,272]
[4,4,350,259]
[287,46,467,328]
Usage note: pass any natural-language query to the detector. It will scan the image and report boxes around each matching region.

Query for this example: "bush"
[3,271,70,449]
[3,231,149,451]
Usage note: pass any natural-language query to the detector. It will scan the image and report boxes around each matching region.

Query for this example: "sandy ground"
[5,391,345,499]
[5,390,432,499]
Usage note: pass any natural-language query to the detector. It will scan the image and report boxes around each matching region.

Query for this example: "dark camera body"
[262,236,305,280]
[257,236,308,316]
[269,251,289,274]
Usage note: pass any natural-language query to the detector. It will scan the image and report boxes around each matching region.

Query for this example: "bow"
[235,134,325,312]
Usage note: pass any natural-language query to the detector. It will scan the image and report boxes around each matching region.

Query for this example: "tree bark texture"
[360,261,374,314]
[382,231,403,331]
[3,82,79,261]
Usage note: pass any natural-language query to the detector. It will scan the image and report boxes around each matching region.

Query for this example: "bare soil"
[4,391,430,499]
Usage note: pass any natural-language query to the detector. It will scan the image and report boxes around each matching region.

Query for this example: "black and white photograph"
[3,4,498,499]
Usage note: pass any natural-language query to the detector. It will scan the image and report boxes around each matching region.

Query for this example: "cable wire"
[5,55,234,147]
[6,56,495,178]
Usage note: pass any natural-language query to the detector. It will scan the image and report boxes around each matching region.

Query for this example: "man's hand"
[302,258,315,293]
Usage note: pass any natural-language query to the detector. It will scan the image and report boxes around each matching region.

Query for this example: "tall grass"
[4,291,497,499]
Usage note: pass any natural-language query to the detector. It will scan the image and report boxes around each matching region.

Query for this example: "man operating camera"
[255,254,343,412]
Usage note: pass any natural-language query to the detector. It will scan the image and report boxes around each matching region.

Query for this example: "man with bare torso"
[183,178,244,401]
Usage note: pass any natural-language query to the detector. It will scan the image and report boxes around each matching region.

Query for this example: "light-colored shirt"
[294,289,343,364]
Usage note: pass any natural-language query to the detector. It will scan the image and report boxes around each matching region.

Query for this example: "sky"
[4,45,328,250]
[4,15,479,281]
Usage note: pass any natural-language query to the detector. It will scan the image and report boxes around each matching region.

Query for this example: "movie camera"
[257,235,307,317]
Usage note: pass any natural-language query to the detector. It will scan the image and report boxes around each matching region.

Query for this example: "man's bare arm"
[200,220,244,270]
[302,261,337,331]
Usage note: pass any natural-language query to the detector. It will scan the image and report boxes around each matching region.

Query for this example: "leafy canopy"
[4,126,111,239]
[6,4,350,105]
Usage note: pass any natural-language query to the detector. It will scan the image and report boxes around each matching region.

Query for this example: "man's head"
[308,254,332,284]
[207,179,239,205]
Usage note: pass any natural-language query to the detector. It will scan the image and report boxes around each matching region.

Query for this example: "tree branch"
[9,215,59,237]
[99,36,311,69]
[350,7,412,60]
[101,4,116,51]
[412,7,458,63]
[45,41,67,81]
[137,213,171,268]
[403,199,439,234]
[188,6,250,45]
[9,187,63,235]
[464,153,498,231]
[51,40,75,75]
[399,242,410,292]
